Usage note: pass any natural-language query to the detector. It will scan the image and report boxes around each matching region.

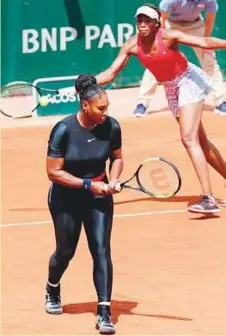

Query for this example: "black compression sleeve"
[111,119,122,150]
[47,122,69,158]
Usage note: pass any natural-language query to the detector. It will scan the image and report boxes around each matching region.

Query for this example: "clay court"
[1,87,226,335]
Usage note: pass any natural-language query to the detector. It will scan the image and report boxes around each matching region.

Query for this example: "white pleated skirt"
[163,62,212,117]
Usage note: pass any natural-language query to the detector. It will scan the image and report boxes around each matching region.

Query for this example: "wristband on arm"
[82,179,92,191]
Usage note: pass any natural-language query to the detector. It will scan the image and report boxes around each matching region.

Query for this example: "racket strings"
[138,160,180,197]
[1,84,33,97]
[0,84,39,118]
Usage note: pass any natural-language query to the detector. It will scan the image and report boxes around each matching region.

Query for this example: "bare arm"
[95,39,134,86]
[109,148,124,182]
[164,29,226,50]
[205,12,216,37]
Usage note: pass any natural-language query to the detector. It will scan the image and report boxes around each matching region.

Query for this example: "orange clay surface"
[1,103,226,335]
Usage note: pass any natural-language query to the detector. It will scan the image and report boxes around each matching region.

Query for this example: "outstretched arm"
[164,29,226,50]
[59,37,134,94]
[58,43,130,95]
[58,45,130,95]
[95,40,132,86]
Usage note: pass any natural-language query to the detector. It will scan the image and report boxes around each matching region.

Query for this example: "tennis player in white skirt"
[93,4,226,214]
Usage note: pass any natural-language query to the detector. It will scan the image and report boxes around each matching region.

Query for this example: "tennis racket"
[116,157,182,198]
[0,81,59,119]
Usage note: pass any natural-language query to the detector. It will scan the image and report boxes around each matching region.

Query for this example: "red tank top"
[137,29,188,82]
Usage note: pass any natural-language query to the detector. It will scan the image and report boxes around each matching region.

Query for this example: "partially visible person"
[133,0,226,117]
[45,74,123,335]
[95,3,226,213]
[133,70,158,117]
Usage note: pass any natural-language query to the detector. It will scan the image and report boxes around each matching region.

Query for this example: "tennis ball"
[39,96,49,107]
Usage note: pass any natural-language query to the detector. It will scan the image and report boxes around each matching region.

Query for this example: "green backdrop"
[1,0,225,115]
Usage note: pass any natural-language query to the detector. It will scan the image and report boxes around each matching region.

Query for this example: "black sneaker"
[45,283,63,314]
[96,305,116,335]
[188,195,220,214]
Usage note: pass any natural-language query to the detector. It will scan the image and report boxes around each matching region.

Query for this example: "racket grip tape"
[115,182,122,191]
[103,183,122,192]
[103,182,122,192]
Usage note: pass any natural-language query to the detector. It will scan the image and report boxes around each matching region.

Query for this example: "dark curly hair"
[75,74,105,101]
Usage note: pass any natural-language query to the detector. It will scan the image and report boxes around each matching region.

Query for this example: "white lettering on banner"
[85,23,134,50]
[85,26,100,50]
[60,27,78,51]
[118,23,134,46]
[42,28,57,52]
[22,29,39,53]
[98,24,117,48]
[22,24,135,53]
[22,27,78,54]
[47,92,77,104]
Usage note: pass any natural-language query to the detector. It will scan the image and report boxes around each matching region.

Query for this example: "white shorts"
[163,62,212,117]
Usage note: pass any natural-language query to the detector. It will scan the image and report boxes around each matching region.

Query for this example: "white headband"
[135,6,159,22]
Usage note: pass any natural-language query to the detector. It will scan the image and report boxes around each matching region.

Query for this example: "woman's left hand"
[107,179,121,194]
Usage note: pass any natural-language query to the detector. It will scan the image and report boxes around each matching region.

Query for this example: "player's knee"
[181,133,199,149]
[56,248,75,263]
[91,244,111,261]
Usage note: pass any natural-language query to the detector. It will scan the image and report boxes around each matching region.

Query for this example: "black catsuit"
[47,114,122,302]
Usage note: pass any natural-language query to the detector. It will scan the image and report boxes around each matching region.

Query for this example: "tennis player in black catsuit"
[45,75,123,335]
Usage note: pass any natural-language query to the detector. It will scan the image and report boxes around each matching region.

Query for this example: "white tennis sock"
[47,281,60,288]
[98,301,110,306]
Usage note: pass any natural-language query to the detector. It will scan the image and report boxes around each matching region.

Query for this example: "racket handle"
[115,182,122,192]
[103,184,108,192]
[103,182,122,192]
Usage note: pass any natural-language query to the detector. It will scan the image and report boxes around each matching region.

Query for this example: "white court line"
[0,209,186,228]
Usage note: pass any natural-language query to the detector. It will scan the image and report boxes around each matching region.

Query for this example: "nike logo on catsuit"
[87,138,95,143]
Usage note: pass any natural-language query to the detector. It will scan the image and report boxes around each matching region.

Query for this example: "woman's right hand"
[90,181,109,196]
